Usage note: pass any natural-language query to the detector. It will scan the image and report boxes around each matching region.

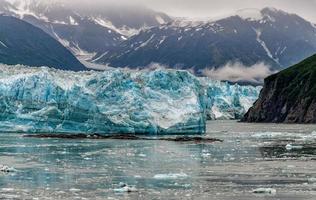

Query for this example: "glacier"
[0,64,206,134]
[201,78,262,120]
[0,64,261,135]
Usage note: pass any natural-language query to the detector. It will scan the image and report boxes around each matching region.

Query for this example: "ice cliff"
[0,64,261,134]
[201,79,262,120]
[0,65,206,134]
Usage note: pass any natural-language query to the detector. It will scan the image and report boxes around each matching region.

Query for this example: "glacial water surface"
[1,121,316,200]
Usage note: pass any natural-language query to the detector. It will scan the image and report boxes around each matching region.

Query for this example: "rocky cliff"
[242,54,316,123]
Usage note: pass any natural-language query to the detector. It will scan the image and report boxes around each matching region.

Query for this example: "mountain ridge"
[94,7,316,75]
[0,15,86,71]
[0,0,172,60]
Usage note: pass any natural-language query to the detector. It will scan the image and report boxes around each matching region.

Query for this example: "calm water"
[1,121,316,200]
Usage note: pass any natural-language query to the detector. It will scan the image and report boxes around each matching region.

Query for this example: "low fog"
[202,62,276,84]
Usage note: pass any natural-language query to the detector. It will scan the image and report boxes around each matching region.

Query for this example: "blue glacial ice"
[201,78,262,120]
[0,64,261,135]
[0,64,207,134]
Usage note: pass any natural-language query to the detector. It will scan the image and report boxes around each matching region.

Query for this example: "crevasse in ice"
[0,64,206,134]
[0,64,261,134]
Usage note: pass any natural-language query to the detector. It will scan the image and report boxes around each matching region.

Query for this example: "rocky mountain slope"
[0,0,171,60]
[242,54,316,123]
[95,8,316,74]
[0,15,86,71]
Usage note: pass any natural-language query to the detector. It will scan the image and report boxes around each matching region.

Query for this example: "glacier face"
[201,78,262,120]
[0,64,261,134]
[0,65,206,134]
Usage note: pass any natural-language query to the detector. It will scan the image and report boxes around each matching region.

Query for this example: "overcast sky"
[13,0,316,23]
[139,0,316,22]
[76,0,315,22]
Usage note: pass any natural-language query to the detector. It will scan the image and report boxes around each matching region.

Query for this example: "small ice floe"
[153,172,188,179]
[114,182,138,193]
[69,188,81,192]
[252,188,276,195]
[308,178,316,183]
[253,131,316,141]
[1,188,14,192]
[0,165,16,173]
[285,144,303,150]
[252,132,284,139]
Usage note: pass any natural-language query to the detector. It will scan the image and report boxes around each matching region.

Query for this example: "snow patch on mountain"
[71,43,97,61]
[170,19,205,28]
[50,25,70,46]
[156,36,167,48]
[52,20,68,25]
[155,15,166,24]
[49,25,96,60]
[69,16,78,26]
[5,0,49,22]
[254,28,280,65]
[93,17,140,37]
[135,34,155,50]
[236,8,263,21]
[0,41,8,48]
[91,51,109,63]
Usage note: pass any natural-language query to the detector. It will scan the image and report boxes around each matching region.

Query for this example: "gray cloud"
[19,0,316,23]
[202,62,277,84]
[141,0,316,22]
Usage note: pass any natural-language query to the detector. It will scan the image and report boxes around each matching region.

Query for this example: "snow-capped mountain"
[1,2,315,77]
[0,0,172,60]
[0,15,86,71]
[95,8,316,73]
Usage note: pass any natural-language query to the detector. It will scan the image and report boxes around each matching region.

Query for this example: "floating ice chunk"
[69,188,81,192]
[252,132,285,139]
[1,188,14,192]
[0,165,16,173]
[253,131,316,141]
[252,188,276,195]
[114,183,138,193]
[285,144,303,150]
[153,172,188,179]
[308,178,316,183]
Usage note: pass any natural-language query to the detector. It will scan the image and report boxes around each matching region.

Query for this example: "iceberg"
[0,64,206,134]
[201,78,262,120]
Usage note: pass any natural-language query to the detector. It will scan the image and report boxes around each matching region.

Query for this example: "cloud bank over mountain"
[15,0,315,22]
[202,62,276,84]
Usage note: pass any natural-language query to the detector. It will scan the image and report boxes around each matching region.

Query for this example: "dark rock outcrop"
[242,54,316,123]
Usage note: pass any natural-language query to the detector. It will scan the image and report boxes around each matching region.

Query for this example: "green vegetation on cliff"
[242,54,316,123]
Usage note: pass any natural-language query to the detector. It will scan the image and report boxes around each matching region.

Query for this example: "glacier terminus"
[0,64,261,135]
